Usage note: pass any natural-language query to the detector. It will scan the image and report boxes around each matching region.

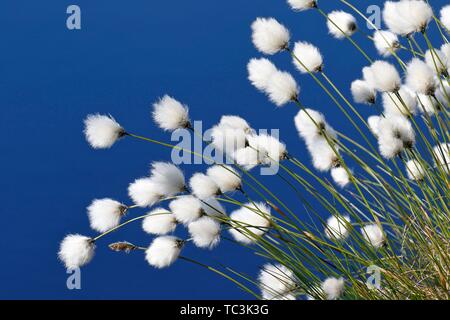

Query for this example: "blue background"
[0,0,447,299]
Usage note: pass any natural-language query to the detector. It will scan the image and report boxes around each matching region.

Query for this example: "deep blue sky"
[0,0,447,299]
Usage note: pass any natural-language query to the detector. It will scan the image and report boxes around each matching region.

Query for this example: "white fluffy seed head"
[142,208,177,235]
[306,137,339,172]
[361,224,385,249]
[405,159,426,181]
[247,134,288,164]
[331,167,351,188]
[58,234,95,270]
[259,263,297,300]
[150,162,185,196]
[441,5,450,32]
[247,58,278,91]
[442,43,450,61]
[368,115,382,137]
[377,115,415,159]
[145,236,183,268]
[417,93,439,115]
[383,0,433,36]
[152,95,190,131]
[287,0,317,11]
[211,124,247,156]
[266,70,299,106]
[189,173,220,199]
[382,87,417,116]
[188,216,221,249]
[424,48,449,75]
[321,277,345,300]
[219,115,252,133]
[363,61,401,92]
[229,202,272,244]
[128,177,163,207]
[292,41,323,73]
[169,195,203,225]
[433,143,450,172]
[351,80,376,105]
[436,81,450,108]
[207,165,242,193]
[251,17,290,55]
[405,58,437,95]
[87,198,126,233]
[83,114,125,149]
[373,30,400,57]
[325,215,351,240]
[294,108,336,142]
[233,147,263,170]
[327,11,357,39]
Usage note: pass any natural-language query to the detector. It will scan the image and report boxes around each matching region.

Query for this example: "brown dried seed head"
[109,241,137,253]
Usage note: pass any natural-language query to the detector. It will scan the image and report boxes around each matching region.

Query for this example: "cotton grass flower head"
[327,11,357,39]
[169,195,204,225]
[351,80,376,105]
[83,114,125,149]
[188,216,221,249]
[229,202,272,244]
[361,224,385,249]
[207,165,242,193]
[247,58,278,91]
[377,115,415,159]
[433,143,450,172]
[436,81,450,107]
[331,167,351,188]
[405,160,426,181]
[233,147,262,170]
[219,115,252,133]
[308,137,340,172]
[405,58,437,95]
[152,95,190,131]
[210,124,247,156]
[251,17,290,55]
[87,198,127,233]
[417,94,439,115]
[58,234,95,270]
[294,108,340,172]
[287,0,317,11]
[128,177,163,207]
[325,215,351,240]
[266,70,300,106]
[145,236,183,268]
[142,208,177,235]
[259,263,297,300]
[442,43,450,61]
[382,87,417,116]
[383,1,433,36]
[373,30,400,57]
[424,48,449,76]
[363,61,401,92]
[150,162,186,196]
[189,173,220,199]
[247,133,288,165]
[321,277,345,300]
[368,116,382,137]
[441,5,450,32]
[292,41,323,73]
[294,108,336,140]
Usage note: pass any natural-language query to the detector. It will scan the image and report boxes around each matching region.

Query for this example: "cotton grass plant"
[59,0,450,300]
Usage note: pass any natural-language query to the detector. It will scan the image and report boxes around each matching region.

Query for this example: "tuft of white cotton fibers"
[58,234,95,270]
[84,114,125,149]
[251,17,290,55]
